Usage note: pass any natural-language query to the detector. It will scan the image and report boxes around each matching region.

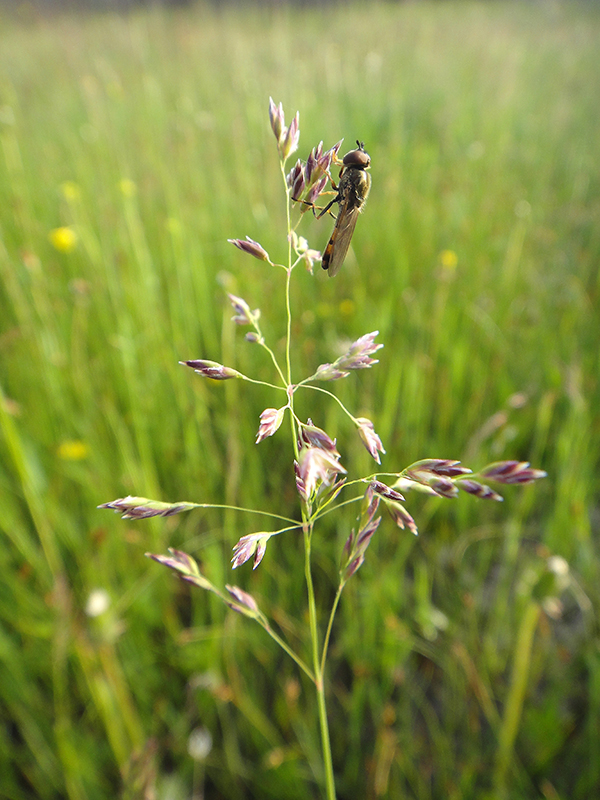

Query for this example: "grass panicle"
[0,2,599,798]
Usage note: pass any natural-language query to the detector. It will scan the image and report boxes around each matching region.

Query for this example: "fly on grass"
[319,141,371,277]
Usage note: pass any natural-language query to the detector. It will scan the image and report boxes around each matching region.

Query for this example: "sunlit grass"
[1,1,599,798]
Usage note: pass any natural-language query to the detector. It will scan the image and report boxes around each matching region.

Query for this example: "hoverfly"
[320,141,371,277]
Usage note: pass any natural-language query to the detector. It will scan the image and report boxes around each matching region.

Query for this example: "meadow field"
[1,1,599,798]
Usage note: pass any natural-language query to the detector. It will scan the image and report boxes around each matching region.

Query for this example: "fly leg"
[316,192,341,219]
[292,190,339,220]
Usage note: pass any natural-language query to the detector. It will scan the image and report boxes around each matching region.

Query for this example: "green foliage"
[0,1,599,798]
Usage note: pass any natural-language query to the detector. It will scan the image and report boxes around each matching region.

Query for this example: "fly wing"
[322,203,361,277]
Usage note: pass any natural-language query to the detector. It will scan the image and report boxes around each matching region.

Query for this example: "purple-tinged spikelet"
[356,418,386,464]
[256,407,286,444]
[179,360,242,380]
[480,461,547,484]
[228,236,271,263]
[231,533,270,570]
[99,497,196,519]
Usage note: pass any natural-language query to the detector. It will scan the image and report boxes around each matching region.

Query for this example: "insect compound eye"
[342,144,371,169]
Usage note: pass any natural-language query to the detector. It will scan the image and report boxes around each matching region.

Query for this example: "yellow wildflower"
[57,440,89,460]
[439,249,458,270]
[49,227,77,253]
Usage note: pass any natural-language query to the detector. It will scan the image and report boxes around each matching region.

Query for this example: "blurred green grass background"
[1,1,599,798]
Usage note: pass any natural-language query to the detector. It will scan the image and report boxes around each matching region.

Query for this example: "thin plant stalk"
[304,521,336,800]
[280,155,337,799]
[493,599,541,794]
[321,586,343,678]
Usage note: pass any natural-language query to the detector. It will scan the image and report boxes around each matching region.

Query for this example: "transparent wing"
[322,204,361,277]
